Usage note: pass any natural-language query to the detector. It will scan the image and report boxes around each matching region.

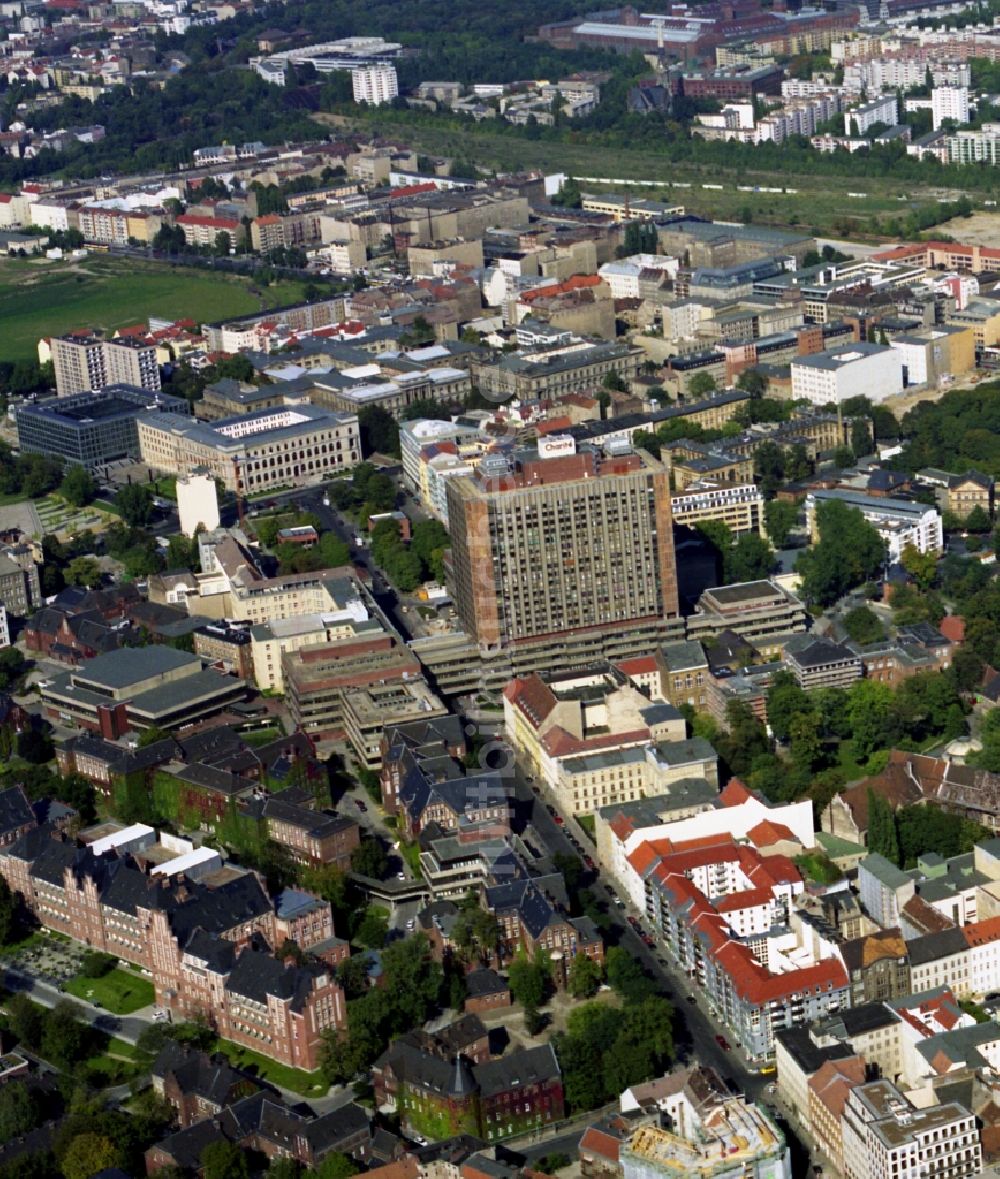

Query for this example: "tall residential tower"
[445,436,679,658]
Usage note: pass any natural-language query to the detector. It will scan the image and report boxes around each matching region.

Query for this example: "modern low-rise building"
[40,647,246,739]
[15,386,189,469]
[791,343,904,406]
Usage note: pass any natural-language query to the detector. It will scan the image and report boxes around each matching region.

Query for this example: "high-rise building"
[51,334,160,396]
[51,336,106,396]
[445,436,679,655]
[352,64,399,106]
[932,85,971,131]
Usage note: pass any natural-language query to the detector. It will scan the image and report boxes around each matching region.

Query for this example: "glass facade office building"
[15,386,188,468]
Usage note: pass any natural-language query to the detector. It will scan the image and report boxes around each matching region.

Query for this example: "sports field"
[0,255,309,361]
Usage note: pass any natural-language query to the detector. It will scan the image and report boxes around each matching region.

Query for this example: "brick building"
[0,829,345,1071]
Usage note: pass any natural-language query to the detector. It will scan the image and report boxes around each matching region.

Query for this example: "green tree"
[115,483,155,527]
[966,504,992,533]
[0,870,18,947]
[0,1082,43,1145]
[509,951,549,1009]
[60,1133,123,1179]
[754,441,786,497]
[40,1000,89,1069]
[314,1154,360,1179]
[847,680,895,760]
[214,231,232,256]
[65,556,102,589]
[354,906,389,948]
[410,519,450,582]
[138,725,171,748]
[687,372,717,397]
[567,953,602,999]
[851,417,872,458]
[900,542,938,590]
[605,946,654,1003]
[6,994,42,1050]
[764,499,798,548]
[842,605,885,644]
[766,670,813,744]
[796,500,886,606]
[268,1161,301,1179]
[60,465,97,507]
[727,532,773,582]
[350,837,389,879]
[0,648,26,692]
[452,895,500,966]
[201,1140,250,1179]
[736,368,768,397]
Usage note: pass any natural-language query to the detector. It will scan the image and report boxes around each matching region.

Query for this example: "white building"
[841,1081,980,1179]
[806,488,944,560]
[598,254,679,299]
[0,604,9,649]
[790,343,904,406]
[932,85,971,130]
[176,470,220,538]
[845,94,899,135]
[596,788,816,910]
[352,64,399,106]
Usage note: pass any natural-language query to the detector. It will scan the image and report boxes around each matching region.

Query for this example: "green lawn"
[212,1039,327,1095]
[64,967,156,1014]
[794,852,843,885]
[318,110,968,239]
[0,256,310,361]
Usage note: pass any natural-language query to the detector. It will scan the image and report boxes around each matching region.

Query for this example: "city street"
[504,765,815,1172]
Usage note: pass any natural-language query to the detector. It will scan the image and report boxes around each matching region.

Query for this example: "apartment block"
[841,1080,980,1179]
[806,489,943,560]
[670,481,765,537]
[445,437,678,654]
[51,334,161,396]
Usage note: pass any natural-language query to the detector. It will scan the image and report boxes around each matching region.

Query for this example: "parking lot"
[0,934,87,987]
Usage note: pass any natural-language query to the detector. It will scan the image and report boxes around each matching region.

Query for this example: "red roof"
[521,274,603,304]
[579,1128,624,1163]
[746,819,797,847]
[390,182,438,199]
[535,416,574,436]
[616,655,658,677]
[940,615,965,643]
[965,917,1000,947]
[503,674,557,729]
[719,778,752,806]
[177,214,240,230]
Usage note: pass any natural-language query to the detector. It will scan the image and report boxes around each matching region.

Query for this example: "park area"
[64,966,156,1014]
[0,254,309,360]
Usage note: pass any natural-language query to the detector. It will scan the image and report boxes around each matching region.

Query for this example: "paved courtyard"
[0,934,87,987]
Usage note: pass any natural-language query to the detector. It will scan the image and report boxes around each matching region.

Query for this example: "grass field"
[64,967,156,1014]
[212,1038,327,1095]
[0,255,310,361]
[319,111,968,239]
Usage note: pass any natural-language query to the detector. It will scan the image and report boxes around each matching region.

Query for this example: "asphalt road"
[243,485,415,641]
[506,768,760,1094]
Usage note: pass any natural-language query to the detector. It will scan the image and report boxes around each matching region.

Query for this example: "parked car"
[715,1035,731,1052]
